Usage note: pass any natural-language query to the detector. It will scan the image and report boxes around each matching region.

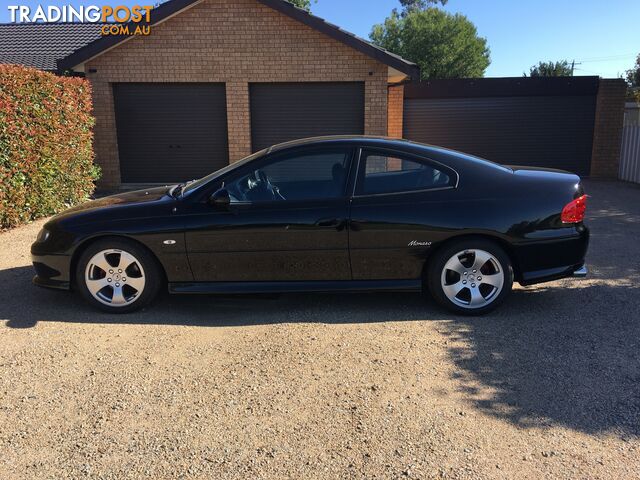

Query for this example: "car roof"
[267,135,424,153]
[266,135,513,174]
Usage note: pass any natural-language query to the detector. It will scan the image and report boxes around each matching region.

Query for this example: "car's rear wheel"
[427,239,513,315]
[76,238,162,313]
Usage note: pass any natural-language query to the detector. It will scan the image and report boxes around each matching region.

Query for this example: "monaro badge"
[408,240,432,247]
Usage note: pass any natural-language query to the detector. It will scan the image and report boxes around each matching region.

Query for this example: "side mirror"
[209,188,231,209]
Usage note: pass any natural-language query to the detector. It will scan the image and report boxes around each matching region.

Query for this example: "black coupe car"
[32,136,589,315]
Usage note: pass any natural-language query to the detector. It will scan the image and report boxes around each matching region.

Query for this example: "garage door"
[250,82,365,151]
[403,95,596,176]
[113,83,228,183]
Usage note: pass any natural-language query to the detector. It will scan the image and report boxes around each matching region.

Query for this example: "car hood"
[50,186,174,224]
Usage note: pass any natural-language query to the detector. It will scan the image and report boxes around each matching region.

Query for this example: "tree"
[625,54,640,102]
[627,54,640,87]
[626,55,640,102]
[399,0,447,13]
[286,0,315,11]
[370,8,490,80]
[526,61,573,77]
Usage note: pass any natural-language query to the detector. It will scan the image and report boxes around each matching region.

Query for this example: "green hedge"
[0,64,99,229]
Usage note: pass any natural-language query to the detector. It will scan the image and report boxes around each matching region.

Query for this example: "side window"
[225,150,351,203]
[357,151,454,196]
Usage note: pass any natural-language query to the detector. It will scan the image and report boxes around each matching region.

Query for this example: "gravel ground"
[1,180,639,479]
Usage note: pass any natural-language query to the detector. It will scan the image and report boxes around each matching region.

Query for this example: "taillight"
[561,195,588,223]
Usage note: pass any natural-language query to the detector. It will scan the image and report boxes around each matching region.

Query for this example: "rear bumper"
[520,263,587,286]
[572,264,588,278]
[514,225,589,286]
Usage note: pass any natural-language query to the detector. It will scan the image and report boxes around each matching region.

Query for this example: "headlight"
[37,228,50,243]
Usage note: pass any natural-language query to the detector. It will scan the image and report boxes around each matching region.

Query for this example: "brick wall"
[387,84,404,138]
[85,0,389,186]
[225,81,251,163]
[590,79,627,178]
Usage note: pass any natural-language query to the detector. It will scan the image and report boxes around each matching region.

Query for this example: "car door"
[183,147,355,282]
[348,148,458,280]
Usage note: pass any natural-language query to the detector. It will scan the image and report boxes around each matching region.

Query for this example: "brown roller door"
[403,78,598,176]
[113,83,229,183]
[250,82,365,151]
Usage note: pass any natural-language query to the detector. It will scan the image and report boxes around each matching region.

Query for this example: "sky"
[2,0,639,78]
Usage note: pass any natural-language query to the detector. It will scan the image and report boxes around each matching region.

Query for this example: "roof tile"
[0,23,104,71]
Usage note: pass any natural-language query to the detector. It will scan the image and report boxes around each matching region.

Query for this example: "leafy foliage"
[626,54,640,102]
[370,8,490,79]
[286,0,315,11]
[626,54,640,87]
[399,0,448,13]
[526,60,573,77]
[0,65,99,229]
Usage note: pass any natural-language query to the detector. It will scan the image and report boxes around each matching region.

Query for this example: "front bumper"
[31,253,72,290]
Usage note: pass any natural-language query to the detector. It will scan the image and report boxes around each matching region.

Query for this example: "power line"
[574,67,603,76]
[575,53,637,63]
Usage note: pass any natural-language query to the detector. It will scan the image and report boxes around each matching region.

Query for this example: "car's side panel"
[349,190,465,280]
[181,146,355,282]
[68,216,194,282]
[182,199,351,282]
[31,193,195,286]
[347,148,588,284]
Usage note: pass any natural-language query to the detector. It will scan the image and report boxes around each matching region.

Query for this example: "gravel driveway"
[1,180,639,479]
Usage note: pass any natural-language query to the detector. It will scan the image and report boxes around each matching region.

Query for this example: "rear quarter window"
[357,151,455,196]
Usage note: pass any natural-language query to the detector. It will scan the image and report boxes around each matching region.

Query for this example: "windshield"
[181,148,269,196]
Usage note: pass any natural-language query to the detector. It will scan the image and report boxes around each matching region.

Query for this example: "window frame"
[203,146,358,207]
[352,147,459,198]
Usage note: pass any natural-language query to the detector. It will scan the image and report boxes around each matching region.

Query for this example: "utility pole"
[570,60,583,76]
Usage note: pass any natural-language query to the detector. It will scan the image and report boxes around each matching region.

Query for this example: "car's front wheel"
[427,239,513,315]
[76,238,162,313]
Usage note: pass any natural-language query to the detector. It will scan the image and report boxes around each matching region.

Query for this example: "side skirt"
[168,279,422,295]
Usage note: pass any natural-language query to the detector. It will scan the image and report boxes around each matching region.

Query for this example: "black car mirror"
[209,188,231,209]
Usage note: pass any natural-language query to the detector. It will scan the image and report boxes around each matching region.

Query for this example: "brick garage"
[57,0,419,187]
[1,5,626,185]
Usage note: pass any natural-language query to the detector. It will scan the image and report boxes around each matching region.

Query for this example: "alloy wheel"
[84,249,146,307]
[440,249,504,309]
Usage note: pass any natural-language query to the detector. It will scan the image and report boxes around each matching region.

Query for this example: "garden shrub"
[0,64,99,229]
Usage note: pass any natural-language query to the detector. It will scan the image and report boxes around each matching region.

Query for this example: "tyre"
[75,238,163,313]
[426,238,513,315]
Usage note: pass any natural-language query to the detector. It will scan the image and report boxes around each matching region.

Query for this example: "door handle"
[315,218,346,229]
